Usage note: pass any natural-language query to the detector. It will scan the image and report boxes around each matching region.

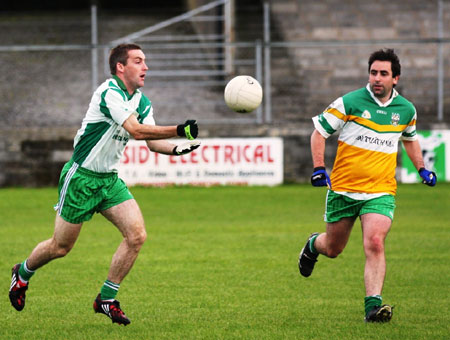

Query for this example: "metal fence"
[1,1,449,129]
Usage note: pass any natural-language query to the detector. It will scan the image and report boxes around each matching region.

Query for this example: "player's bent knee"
[126,228,147,249]
[365,242,384,255]
[53,241,74,258]
[138,229,147,245]
[326,246,344,258]
[326,251,340,258]
[364,236,385,254]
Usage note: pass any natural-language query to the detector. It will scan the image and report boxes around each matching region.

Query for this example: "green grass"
[1,184,449,339]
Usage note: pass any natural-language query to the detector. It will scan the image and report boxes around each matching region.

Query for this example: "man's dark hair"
[368,49,401,78]
[109,43,142,75]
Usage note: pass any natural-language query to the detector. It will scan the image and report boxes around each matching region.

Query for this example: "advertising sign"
[118,138,284,186]
[401,130,450,183]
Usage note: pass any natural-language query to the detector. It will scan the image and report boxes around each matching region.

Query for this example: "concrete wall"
[0,124,330,187]
[1,0,449,187]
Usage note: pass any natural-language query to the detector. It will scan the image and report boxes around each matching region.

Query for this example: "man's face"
[120,49,148,92]
[369,60,399,103]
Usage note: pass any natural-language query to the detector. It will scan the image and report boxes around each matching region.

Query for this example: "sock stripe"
[18,260,35,282]
[22,260,35,274]
[104,280,120,291]
[309,234,319,254]
[101,280,120,300]
[365,295,383,315]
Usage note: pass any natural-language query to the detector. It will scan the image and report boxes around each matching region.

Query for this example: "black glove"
[177,120,198,140]
[418,168,437,186]
[173,141,201,155]
[311,167,331,187]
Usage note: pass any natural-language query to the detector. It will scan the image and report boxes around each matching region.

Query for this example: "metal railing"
[98,0,265,123]
[0,0,449,127]
[103,0,233,81]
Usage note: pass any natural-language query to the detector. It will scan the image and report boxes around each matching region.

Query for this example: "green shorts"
[54,161,134,224]
[325,190,396,223]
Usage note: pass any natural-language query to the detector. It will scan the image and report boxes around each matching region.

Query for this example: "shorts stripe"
[324,190,330,215]
[55,162,79,215]
[54,161,134,224]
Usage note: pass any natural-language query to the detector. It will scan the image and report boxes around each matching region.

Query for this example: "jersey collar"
[365,83,398,107]
[113,75,138,99]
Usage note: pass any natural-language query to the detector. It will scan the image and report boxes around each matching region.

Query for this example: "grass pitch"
[1,184,449,339]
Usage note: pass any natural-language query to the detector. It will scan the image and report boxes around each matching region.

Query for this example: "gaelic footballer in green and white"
[224,75,263,113]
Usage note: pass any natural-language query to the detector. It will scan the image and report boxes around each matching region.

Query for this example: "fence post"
[437,0,444,122]
[224,0,235,75]
[91,4,98,92]
[264,2,272,124]
[256,40,263,124]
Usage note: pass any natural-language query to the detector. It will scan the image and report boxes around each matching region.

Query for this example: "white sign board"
[118,138,284,186]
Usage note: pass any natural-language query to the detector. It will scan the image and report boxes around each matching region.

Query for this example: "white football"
[224,75,263,113]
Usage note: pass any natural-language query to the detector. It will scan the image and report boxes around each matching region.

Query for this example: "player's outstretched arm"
[146,140,201,156]
[123,115,199,141]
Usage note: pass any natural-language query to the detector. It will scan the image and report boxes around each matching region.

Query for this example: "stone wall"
[268,0,450,124]
[0,124,333,187]
[0,127,77,187]
[1,0,450,187]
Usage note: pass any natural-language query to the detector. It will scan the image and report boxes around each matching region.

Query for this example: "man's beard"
[371,84,386,98]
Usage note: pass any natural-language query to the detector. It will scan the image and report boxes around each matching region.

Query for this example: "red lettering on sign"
[122,144,161,165]
[139,146,149,164]
[190,150,198,163]
[202,145,209,163]
[254,145,263,163]
[122,146,130,164]
[243,145,251,162]
[122,142,278,166]
[224,145,234,164]
[212,145,220,162]
[267,145,274,163]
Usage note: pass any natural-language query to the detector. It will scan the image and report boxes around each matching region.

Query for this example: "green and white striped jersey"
[72,75,154,173]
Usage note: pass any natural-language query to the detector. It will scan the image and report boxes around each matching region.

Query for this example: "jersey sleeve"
[142,106,156,125]
[312,97,346,138]
[100,88,134,126]
[400,108,418,141]
[136,94,155,125]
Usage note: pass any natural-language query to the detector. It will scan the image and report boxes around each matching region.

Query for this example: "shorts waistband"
[68,160,117,178]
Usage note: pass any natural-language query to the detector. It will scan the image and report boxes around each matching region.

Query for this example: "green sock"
[100,280,120,300]
[18,260,35,282]
[365,295,382,315]
[309,234,319,254]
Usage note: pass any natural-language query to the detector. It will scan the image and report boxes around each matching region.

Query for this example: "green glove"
[177,120,198,140]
